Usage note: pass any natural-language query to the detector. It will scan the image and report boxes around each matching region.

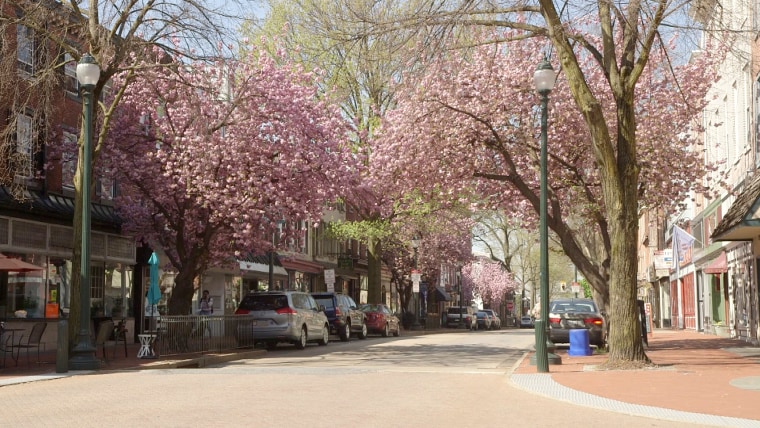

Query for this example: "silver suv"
[445,306,477,330]
[235,291,330,350]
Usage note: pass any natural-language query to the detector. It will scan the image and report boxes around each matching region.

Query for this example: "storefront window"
[104,263,133,318]
[1,254,134,320]
[5,253,45,319]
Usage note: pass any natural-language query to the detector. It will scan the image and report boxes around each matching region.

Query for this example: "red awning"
[704,252,728,275]
[280,258,324,274]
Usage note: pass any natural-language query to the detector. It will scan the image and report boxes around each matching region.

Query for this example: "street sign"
[324,269,335,292]
[411,269,421,283]
[324,269,335,284]
[411,269,421,292]
[571,282,581,294]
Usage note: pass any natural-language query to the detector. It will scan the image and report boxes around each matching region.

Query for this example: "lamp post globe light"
[530,57,562,372]
[410,236,422,330]
[69,53,101,370]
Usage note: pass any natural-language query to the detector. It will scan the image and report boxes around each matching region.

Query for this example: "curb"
[0,349,267,387]
[123,349,267,370]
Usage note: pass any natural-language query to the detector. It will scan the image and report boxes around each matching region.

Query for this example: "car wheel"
[358,322,368,340]
[295,326,307,349]
[318,324,329,346]
[382,323,390,337]
[393,325,400,337]
[339,322,350,342]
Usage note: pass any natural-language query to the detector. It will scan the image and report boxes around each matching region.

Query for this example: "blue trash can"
[568,329,592,356]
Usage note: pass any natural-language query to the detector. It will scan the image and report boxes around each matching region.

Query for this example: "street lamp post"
[457,265,463,328]
[69,53,101,371]
[530,57,561,372]
[410,237,422,330]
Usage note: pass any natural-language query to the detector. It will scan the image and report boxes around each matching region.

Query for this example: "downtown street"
[0,329,713,428]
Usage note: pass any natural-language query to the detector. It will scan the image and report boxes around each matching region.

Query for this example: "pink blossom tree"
[462,258,518,310]
[104,48,362,314]
[370,31,723,361]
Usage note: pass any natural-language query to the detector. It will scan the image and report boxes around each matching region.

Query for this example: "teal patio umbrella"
[147,252,161,317]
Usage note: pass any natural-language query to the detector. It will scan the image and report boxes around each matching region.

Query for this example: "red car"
[359,304,401,337]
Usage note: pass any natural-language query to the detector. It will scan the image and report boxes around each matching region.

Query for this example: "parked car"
[476,311,493,330]
[481,309,501,330]
[359,304,401,337]
[234,291,329,350]
[519,316,534,329]
[548,298,607,348]
[311,292,367,341]
[445,307,477,330]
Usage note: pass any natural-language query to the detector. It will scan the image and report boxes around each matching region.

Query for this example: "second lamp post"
[410,236,422,330]
[69,53,101,371]
[531,57,562,372]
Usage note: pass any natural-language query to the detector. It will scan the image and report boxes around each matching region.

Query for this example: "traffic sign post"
[571,281,581,298]
[411,270,421,293]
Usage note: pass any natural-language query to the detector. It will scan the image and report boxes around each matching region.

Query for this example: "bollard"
[56,318,68,373]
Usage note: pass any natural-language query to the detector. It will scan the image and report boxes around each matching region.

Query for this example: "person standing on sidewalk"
[196,290,214,337]
[199,291,213,315]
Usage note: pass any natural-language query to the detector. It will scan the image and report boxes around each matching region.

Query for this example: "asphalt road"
[0,329,706,427]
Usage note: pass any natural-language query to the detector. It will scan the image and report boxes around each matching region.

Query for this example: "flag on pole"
[671,225,696,269]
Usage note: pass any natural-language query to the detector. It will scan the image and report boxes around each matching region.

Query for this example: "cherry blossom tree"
[104,48,362,314]
[462,258,518,310]
[371,30,723,363]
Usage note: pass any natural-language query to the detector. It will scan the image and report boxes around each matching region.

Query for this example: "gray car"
[548,298,606,348]
[235,291,330,350]
[480,309,501,330]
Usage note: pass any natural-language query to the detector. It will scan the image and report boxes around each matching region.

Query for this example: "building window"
[15,113,33,178]
[63,52,78,95]
[96,175,115,200]
[17,25,34,75]
[755,75,760,168]
[62,131,77,189]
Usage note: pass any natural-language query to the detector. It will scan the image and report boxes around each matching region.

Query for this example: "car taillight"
[275,307,297,315]
[234,309,249,315]
[335,307,342,317]
[584,317,604,326]
[548,317,560,324]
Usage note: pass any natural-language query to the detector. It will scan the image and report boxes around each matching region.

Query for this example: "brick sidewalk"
[0,341,265,382]
[514,329,760,421]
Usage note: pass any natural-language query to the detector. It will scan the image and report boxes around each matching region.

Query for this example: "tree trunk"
[605,101,649,364]
[539,0,649,364]
[167,268,198,315]
[367,238,382,304]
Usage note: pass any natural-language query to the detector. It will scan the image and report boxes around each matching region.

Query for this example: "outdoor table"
[137,334,156,359]
[0,328,25,366]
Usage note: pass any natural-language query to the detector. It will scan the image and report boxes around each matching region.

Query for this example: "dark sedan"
[548,298,606,348]
[359,304,401,337]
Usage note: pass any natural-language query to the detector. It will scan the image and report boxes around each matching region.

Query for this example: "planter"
[714,325,730,338]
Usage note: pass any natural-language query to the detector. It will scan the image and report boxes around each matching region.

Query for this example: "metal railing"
[152,315,255,358]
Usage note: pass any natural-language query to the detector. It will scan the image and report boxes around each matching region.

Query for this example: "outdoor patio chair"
[113,319,128,358]
[16,322,46,366]
[94,320,115,362]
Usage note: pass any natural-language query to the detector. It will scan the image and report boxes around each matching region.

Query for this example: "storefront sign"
[337,256,353,269]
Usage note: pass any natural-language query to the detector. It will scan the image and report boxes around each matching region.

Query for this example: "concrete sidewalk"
[512,329,760,427]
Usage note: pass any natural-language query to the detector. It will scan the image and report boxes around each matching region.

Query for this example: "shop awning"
[704,251,728,275]
[713,174,760,241]
[238,260,288,277]
[280,258,324,274]
[434,286,451,301]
